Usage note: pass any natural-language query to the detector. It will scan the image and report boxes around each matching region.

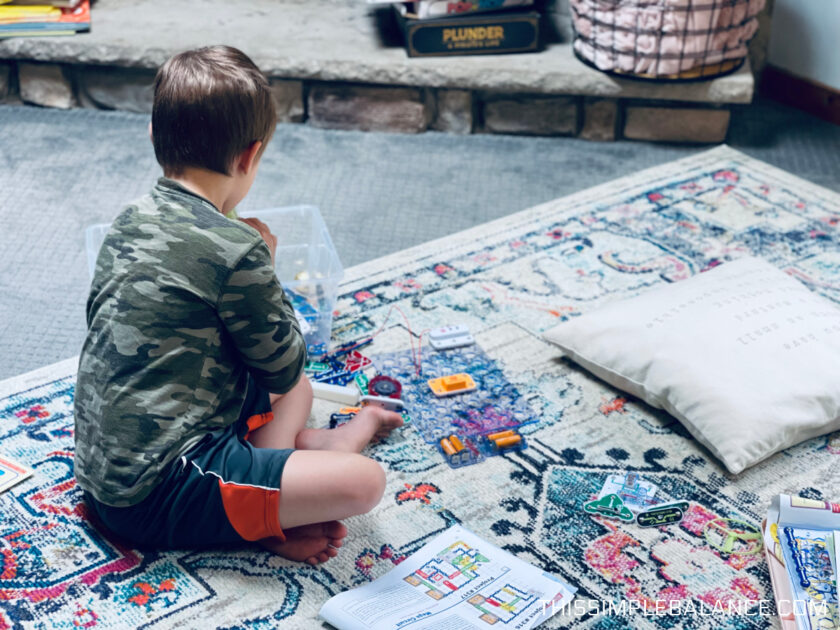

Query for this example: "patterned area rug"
[2,146,839,629]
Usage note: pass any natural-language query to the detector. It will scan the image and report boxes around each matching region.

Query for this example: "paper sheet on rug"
[765,495,840,630]
[0,455,32,494]
[319,525,576,630]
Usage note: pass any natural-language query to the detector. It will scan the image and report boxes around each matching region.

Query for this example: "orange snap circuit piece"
[427,373,477,397]
[440,438,457,456]
[486,429,515,441]
[493,435,522,450]
[449,435,465,452]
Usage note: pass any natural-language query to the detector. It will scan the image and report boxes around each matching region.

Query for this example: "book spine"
[414,0,534,19]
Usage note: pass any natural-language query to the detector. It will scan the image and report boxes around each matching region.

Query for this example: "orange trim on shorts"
[243,411,274,441]
[218,480,285,542]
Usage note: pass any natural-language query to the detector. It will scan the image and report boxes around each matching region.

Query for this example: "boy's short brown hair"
[152,46,276,177]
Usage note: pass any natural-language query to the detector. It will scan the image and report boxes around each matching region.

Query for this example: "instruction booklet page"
[319,524,576,629]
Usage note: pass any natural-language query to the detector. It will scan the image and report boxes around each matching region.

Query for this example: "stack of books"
[0,0,91,38]
[369,0,541,57]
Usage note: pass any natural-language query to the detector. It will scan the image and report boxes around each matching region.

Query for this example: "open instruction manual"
[319,525,576,630]
[0,455,32,494]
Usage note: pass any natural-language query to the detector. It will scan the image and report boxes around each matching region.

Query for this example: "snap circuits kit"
[306,322,537,468]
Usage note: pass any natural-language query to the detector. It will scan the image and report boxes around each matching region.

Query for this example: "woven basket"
[570,0,766,81]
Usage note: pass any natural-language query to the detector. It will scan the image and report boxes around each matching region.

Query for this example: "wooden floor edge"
[760,64,840,126]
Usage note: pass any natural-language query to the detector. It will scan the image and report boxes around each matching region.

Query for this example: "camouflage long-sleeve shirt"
[74,178,306,507]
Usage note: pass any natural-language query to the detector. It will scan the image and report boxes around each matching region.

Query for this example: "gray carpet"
[1,98,838,380]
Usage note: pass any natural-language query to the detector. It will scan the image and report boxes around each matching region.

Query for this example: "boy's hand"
[240,217,278,265]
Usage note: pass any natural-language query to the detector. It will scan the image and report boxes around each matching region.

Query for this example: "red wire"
[414,328,431,375]
[333,305,428,374]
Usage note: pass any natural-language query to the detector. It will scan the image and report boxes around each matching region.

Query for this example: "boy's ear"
[237,141,263,175]
[148,122,153,144]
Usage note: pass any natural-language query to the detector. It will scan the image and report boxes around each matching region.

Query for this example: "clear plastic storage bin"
[84,205,343,358]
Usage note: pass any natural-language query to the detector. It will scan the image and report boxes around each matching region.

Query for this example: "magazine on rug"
[0,455,33,494]
[765,494,840,630]
[319,524,576,630]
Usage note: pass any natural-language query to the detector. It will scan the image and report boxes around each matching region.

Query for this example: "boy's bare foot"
[260,520,348,565]
[295,406,404,453]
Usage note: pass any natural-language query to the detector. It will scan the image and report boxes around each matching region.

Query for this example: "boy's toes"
[306,549,338,565]
[260,535,327,561]
[385,414,405,428]
[368,408,403,428]
[372,414,403,439]
[260,521,347,564]
[305,551,330,565]
[323,520,348,541]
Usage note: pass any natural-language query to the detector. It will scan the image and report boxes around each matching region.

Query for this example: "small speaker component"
[368,375,402,399]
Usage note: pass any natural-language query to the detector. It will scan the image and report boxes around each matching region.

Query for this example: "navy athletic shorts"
[84,376,295,549]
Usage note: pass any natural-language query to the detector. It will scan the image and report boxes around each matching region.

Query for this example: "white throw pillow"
[543,257,840,474]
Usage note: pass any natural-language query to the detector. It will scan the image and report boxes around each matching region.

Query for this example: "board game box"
[395,7,541,57]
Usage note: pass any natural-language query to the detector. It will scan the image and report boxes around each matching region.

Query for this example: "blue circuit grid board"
[371,344,538,444]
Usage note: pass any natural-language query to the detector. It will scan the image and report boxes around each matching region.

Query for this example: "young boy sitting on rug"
[73,45,403,566]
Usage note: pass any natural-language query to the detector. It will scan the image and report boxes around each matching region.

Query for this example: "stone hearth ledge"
[0,0,754,105]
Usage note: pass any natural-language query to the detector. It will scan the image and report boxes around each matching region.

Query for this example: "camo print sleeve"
[218,241,306,394]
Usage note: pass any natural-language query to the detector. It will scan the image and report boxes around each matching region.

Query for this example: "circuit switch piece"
[429,325,474,350]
